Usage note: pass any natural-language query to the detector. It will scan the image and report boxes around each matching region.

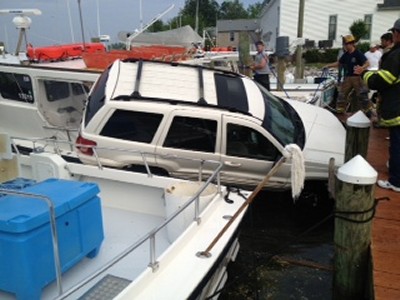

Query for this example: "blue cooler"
[0,178,104,299]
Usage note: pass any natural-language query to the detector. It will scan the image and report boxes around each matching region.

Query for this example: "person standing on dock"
[324,34,370,114]
[355,19,400,192]
[251,40,271,91]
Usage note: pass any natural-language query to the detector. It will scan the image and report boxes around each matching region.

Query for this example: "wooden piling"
[276,57,286,91]
[238,32,252,77]
[345,111,371,162]
[333,155,377,300]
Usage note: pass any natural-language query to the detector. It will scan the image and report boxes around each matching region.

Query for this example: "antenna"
[0,9,42,55]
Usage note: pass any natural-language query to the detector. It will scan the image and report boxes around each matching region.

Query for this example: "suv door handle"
[224,161,242,167]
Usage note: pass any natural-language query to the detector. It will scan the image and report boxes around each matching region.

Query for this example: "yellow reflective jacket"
[363,43,400,127]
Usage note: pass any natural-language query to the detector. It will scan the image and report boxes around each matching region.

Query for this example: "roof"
[216,19,260,32]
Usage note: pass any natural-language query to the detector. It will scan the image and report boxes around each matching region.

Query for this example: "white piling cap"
[337,154,377,184]
[346,110,371,128]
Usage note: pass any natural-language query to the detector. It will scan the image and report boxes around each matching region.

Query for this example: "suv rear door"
[155,108,221,181]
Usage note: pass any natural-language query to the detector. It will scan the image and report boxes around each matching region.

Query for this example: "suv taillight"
[76,134,97,156]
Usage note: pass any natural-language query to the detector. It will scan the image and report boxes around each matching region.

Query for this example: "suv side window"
[227,123,278,160]
[163,116,217,153]
[100,109,163,143]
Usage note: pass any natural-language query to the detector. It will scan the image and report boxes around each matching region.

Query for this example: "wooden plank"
[365,126,400,299]
[373,249,400,275]
[374,270,400,290]
[374,286,400,300]
[372,220,400,253]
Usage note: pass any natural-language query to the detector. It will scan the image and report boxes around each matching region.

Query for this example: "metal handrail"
[0,189,63,297]
[11,136,223,183]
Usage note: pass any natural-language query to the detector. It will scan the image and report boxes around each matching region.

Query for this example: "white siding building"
[259,0,400,52]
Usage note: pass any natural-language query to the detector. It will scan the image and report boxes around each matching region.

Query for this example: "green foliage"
[303,48,340,63]
[357,41,370,54]
[219,0,249,19]
[109,43,125,50]
[148,20,166,32]
[349,20,368,42]
[247,3,264,18]
[165,0,263,34]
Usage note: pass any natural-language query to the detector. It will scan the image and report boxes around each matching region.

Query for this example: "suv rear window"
[163,116,217,153]
[100,109,163,143]
[84,67,110,126]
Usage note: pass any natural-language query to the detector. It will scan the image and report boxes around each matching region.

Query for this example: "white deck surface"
[0,206,170,300]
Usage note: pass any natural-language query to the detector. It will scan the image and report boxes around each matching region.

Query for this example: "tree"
[219,0,248,20]
[148,20,166,32]
[247,3,264,18]
[349,20,368,42]
[180,0,220,34]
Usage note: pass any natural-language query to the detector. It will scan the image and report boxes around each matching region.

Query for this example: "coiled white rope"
[283,144,305,200]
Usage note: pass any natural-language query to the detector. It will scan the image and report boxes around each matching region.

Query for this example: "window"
[215,73,248,111]
[164,116,217,153]
[227,123,278,160]
[85,67,110,126]
[100,110,163,143]
[328,15,337,41]
[230,31,235,42]
[0,72,34,103]
[44,81,70,101]
[364,14,372,40]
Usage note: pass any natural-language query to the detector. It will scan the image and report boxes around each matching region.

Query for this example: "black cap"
[389,18,400,32]
[255,40,264,46]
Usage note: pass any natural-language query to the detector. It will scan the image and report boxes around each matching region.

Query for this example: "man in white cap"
[355,18,400,192]
[364,43,382,70]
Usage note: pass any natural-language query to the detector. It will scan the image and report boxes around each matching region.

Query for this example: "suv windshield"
[257,84,305,148]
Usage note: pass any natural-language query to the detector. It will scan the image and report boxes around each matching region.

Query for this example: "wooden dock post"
[238,32,252,77]
[345,111,370,162]
[333,155,377,300]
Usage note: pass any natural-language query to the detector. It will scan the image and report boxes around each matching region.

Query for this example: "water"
[220,188,334,299]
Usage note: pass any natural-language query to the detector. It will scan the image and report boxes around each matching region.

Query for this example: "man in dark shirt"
[325,34,370,114]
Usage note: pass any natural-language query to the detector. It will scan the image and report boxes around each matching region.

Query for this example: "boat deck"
[366,125,400,299]
[0,206,169,300]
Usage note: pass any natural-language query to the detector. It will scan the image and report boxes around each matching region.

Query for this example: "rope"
[282,144,305,200]
[334,197,389,224]
[199,144,305,256]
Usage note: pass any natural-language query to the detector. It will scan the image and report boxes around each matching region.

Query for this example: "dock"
[366,125,400,299]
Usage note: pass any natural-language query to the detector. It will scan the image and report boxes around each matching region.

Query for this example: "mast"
[77,0,86,50]
[96,0,101,37]
[67,0,75,42]
[195,0,199,34]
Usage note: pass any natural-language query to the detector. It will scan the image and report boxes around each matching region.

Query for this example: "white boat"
[0,11,255,300]
[0,132,252,300]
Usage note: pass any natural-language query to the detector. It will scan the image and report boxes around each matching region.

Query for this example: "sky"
[0,0,260,50]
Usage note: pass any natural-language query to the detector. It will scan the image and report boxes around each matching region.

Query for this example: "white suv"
[76,59,345,190]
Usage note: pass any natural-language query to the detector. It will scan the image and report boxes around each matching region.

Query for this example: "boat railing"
[0,188,64,297]
[11,135,222,185]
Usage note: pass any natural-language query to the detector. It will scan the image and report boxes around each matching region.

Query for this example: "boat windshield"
[257,83,305,148]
